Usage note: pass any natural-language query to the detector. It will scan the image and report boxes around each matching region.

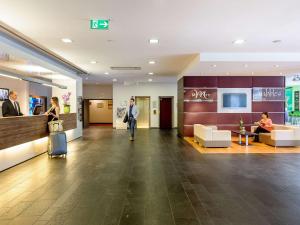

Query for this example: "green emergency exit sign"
[90,19,109,30]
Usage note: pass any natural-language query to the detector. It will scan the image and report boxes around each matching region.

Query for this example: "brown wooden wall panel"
[252,113,285,124]
[252,102,285,112]
[184,76,218,87]
[218,76,253,88]
[252,76,285,87]
[184,102,217,112]
[184,113,217,125]
[0,113,77,150]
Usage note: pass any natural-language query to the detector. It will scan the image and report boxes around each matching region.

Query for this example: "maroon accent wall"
[179,76,285,137]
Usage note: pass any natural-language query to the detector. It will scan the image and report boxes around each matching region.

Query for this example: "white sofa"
[251,124,300,147]
[194,124,231,147]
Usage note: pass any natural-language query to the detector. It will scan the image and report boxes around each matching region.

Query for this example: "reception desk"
[0,113,77,150]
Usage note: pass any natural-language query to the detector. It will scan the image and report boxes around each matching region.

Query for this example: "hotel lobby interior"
[2,1,300,225]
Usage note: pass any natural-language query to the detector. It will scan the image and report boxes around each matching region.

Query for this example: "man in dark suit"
[2,90,23,117]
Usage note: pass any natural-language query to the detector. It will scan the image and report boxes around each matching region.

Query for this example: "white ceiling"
[1,0,300,84]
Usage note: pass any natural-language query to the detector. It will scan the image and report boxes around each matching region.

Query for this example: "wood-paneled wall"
[0,113,77,150]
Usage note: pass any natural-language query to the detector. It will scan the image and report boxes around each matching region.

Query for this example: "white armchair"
[194,124,231,148]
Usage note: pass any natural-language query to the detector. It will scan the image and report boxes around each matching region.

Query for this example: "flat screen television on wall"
[223,93,247,108]
[0,88,9,101]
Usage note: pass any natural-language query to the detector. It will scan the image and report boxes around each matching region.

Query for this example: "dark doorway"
[159,97,173,129]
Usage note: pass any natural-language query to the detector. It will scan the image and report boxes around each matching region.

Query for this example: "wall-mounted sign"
[90,19,109,30]
[295,91,300,111]
[184,89,217,102]
[252,88,285,101]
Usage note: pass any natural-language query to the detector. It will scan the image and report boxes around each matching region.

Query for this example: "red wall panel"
[184,102,217,112]
[184,113,217,125]
[218,76,253,88]
[252,102,285,112]
[216,113,253,125]
[184,76,218,87]
[252,76,285,87]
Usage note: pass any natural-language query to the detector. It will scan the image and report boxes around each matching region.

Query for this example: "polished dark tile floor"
[1,127,300,225]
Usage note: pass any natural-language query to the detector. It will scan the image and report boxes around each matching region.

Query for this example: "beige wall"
[83,84,112,99]
[89,100,113,123]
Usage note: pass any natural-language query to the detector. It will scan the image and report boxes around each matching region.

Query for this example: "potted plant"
[62,92,71,114]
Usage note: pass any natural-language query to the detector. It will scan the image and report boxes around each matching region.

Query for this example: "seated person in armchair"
[253,112,273,142]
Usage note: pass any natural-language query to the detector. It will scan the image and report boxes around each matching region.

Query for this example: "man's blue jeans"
[129,118,136,138]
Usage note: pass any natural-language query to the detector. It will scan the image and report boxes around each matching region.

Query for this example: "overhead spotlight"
[112,78,117,82]
[148,78,153,82]
[233,39,245,45]
[149,60,156,64]
[90,61,97,64]
[149,39,159,44]
[104,72,109,75]
[148,72,154,75]
[61,38,72,43]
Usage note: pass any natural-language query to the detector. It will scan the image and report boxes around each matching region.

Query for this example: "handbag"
[123,113,128,123]
[48,118,64,133]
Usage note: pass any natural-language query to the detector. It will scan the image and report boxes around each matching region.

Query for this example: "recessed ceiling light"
[90,61,97,64]
[148,72,154,75]
[149,39,159,44]
[104,72,109,75]
[149,60,156,64]
[233,39,245,45]
[148,78,153,82]
[61,38,72,43]
[112,78,117,82]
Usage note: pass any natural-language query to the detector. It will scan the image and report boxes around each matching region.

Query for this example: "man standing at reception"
[2,90,23,117]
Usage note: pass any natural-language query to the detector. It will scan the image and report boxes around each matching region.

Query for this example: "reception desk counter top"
[0,113,77,150]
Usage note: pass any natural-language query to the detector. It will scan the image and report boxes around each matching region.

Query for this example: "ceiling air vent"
[110,66,141,71]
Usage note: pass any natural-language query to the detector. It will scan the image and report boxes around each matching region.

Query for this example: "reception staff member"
[2,90,23,117]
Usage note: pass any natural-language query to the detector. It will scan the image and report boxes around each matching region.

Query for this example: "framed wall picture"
[97,103,104,108]
[0,88,9,101]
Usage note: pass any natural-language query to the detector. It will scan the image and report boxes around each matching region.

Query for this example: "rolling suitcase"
[48,131,67,158]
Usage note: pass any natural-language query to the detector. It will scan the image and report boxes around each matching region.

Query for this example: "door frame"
[159,96,174,128]
[135,96,151,128]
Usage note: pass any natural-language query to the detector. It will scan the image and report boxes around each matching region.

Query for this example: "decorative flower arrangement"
[62,92,71,106]
[62,92,71,114]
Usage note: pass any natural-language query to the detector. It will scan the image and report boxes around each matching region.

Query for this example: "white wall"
[113,82,177,128]
[52,77,83,141]
[83,84,112,99]
[0,77,29,117]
